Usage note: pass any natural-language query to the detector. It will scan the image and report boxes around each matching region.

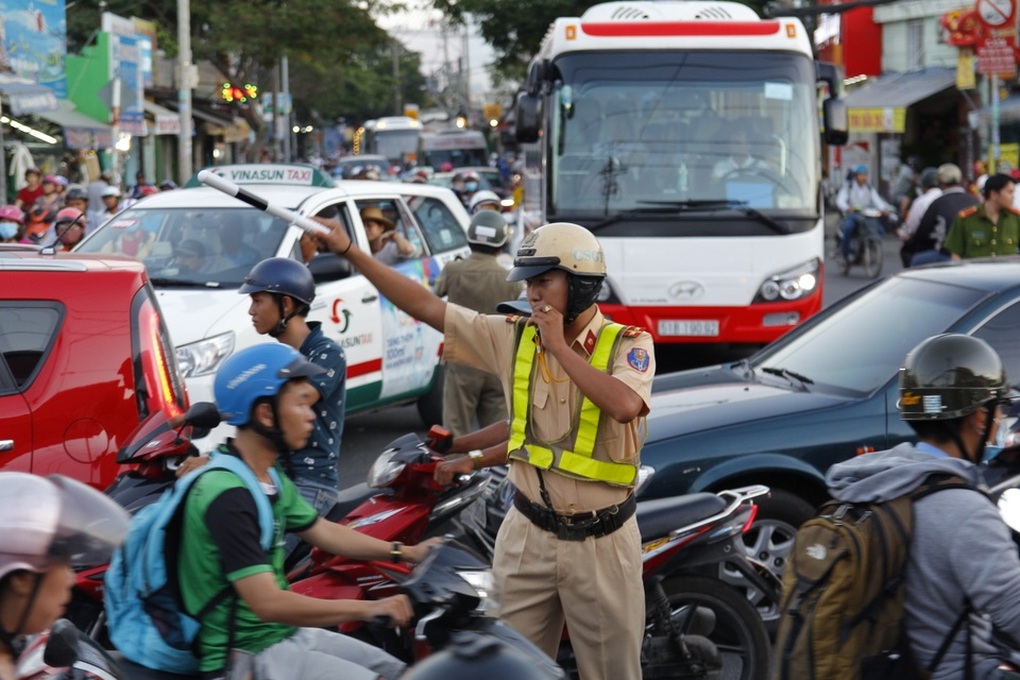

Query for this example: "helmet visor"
[47,476,129,566]
[496,299,532,316]
[506,256,561,282]
[280,356,326,380]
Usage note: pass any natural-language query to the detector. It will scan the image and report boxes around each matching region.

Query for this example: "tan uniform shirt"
[444,304,655,514]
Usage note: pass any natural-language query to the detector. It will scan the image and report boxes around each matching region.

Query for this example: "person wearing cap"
[0,472,129,679]
[903,163,978,267]
[314,220,655,680]
[360,205,415,265]
[433,210,523,437]
[944,172,1020,260]
[98,185,125,228]
[835,164,893,262]
[14,167,42,210]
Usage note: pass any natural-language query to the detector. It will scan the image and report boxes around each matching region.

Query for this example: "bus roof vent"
[581,2,760,22]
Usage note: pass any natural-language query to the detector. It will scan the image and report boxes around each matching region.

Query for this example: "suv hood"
[647,368,848,440]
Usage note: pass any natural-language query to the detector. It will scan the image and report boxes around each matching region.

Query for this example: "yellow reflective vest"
[507,321,638,487]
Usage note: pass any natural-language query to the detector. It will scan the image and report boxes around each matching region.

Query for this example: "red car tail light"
[132,288,188,419]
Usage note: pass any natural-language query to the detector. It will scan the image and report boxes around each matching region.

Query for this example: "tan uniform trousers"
[442,362,509,438]
[493,505,644,680]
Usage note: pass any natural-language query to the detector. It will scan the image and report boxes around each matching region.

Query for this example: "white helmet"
[0,473,129,581]
[468,190,502,214]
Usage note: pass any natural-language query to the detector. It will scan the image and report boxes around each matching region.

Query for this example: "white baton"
[196,169,330,235]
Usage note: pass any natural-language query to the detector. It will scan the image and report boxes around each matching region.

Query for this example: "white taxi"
[76,164,471,449]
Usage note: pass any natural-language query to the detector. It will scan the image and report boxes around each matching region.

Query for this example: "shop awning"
[845,68,957,133]
[143,99,181,136]
[0,72,58,115]
[35,100,113,149]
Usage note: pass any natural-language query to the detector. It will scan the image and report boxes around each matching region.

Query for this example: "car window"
[0,302,62,392]
[77,208,290,287]
[356,199,425,257]
[754,277,987,394]
[405,195,469,254]
[973,300,1020,388]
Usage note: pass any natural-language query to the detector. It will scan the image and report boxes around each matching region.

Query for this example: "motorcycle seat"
[107,652,198,679]
[635,493,727,543]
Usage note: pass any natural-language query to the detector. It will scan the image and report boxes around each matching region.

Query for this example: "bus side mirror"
[516,92,542,144]
[525,60,546,96]
[822,97,849,146]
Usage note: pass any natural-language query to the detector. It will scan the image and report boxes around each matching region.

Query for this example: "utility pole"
[392,40,402,115]
[177,0,193,183]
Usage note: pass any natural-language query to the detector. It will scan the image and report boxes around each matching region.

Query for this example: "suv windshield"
[77,208,289,287]
[753,277,986,395]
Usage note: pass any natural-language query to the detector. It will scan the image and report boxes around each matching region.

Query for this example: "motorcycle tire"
[864,237,883,278]
[653,575,771,680]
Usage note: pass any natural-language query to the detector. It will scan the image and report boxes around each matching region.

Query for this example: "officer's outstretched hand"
[312,220,353,256]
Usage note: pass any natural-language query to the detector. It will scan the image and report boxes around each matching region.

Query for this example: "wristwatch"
[467,449,484,470]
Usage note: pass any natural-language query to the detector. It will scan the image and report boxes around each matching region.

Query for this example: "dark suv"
[0,246,189,489]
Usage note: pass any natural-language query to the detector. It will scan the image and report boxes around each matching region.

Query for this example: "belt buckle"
[555,522,589,541]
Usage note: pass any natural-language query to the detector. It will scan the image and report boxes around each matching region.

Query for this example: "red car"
[0,246,189,489]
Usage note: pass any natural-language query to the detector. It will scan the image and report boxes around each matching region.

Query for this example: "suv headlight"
[753,259,820,304]
[176,332,235,378]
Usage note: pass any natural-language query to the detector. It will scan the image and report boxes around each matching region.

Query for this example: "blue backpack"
[104,455,278,674]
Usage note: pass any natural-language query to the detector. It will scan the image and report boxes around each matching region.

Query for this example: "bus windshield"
[372,130,420,164]
[549,51,819,216]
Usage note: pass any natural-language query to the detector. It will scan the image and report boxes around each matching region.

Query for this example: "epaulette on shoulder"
[958,205,979,218]
[1007,206,1020,216]
[505,314,523,323]
[622,325,647,338]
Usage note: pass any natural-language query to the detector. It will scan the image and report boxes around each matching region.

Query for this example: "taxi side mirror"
[308,253,351,283]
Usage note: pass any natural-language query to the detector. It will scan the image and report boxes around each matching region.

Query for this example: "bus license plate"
[658,320,720,337]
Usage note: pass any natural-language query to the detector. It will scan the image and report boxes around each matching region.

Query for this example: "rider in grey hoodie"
[826,334,1020,680]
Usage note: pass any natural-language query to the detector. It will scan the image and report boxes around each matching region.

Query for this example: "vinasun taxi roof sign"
[185,164,336,188]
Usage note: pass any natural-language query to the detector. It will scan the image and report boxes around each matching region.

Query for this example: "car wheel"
[416,364,444,426]
[720,488,814,624]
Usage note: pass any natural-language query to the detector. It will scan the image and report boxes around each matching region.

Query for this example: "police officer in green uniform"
[434,210,523,436]
[314,221,655,680]
[944,173,1020,260]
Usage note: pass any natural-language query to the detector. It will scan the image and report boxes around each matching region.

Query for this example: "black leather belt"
[512,487,636,541]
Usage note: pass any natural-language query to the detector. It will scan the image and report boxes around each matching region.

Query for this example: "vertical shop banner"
[975,0,1018,77]
[112,34,145,136]
[0,0,67,98]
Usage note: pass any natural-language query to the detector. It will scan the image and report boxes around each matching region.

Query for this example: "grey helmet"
[467,210,510,248]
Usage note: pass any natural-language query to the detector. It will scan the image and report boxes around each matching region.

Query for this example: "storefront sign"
[848,107,906,133]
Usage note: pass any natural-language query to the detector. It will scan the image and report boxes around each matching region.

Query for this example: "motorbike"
[15,618,123,679]
[833,207,892,278]
[449,470,778,680]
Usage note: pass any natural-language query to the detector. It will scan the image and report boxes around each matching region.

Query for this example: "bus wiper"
[587,207,687,232]
[760,366,814,389]
[636,199,791,234]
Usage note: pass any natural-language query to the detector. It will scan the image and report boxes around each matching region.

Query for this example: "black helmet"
[467,210,510,248]
[239,257,315,305]
[402,634,565,680]
[64,185,88,202]
[900,334,1009,421]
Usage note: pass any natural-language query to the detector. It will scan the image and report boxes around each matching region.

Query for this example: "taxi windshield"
[76,207,290,287]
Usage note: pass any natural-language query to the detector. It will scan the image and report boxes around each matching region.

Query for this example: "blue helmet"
[215,344,325,426]
[239,257,315,306]
[853,164,869,175]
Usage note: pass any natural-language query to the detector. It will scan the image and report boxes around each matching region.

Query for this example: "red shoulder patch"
[505,314,522,323]
[958,206,979,218]
[622,325,646,338]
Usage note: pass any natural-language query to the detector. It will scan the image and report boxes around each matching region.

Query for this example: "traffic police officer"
[945,172,1020,259]
[316,221,655,680]
[433,210,523,437]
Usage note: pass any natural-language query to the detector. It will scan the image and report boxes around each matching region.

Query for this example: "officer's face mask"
[465,182,479,192]
[0,221,19,239]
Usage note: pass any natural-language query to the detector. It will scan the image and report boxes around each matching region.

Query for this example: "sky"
[373,0,496,105]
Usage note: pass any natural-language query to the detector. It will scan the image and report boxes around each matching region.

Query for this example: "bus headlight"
[753,260,820,304]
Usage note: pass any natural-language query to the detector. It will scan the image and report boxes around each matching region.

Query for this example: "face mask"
[0,222,19,239]
[465,182,479,192]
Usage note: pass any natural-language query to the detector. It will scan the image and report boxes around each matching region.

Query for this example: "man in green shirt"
[944,173,1020,260]
[178,343,435,679]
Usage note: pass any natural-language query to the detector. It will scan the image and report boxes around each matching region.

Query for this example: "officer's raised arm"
[315,222,447,331]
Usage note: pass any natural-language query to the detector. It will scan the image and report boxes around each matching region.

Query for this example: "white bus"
[355,116,422,165]
[516,1,847,346]
[417,129,489,169]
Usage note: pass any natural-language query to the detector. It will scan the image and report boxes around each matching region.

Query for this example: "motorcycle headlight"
[367,449,405,488]
[176,332,235,378]
[753,259,820,304]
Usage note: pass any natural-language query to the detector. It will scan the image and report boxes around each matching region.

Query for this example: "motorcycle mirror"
[182,401,222,429]
[43,619,80,668]
[999,488,1020,533]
